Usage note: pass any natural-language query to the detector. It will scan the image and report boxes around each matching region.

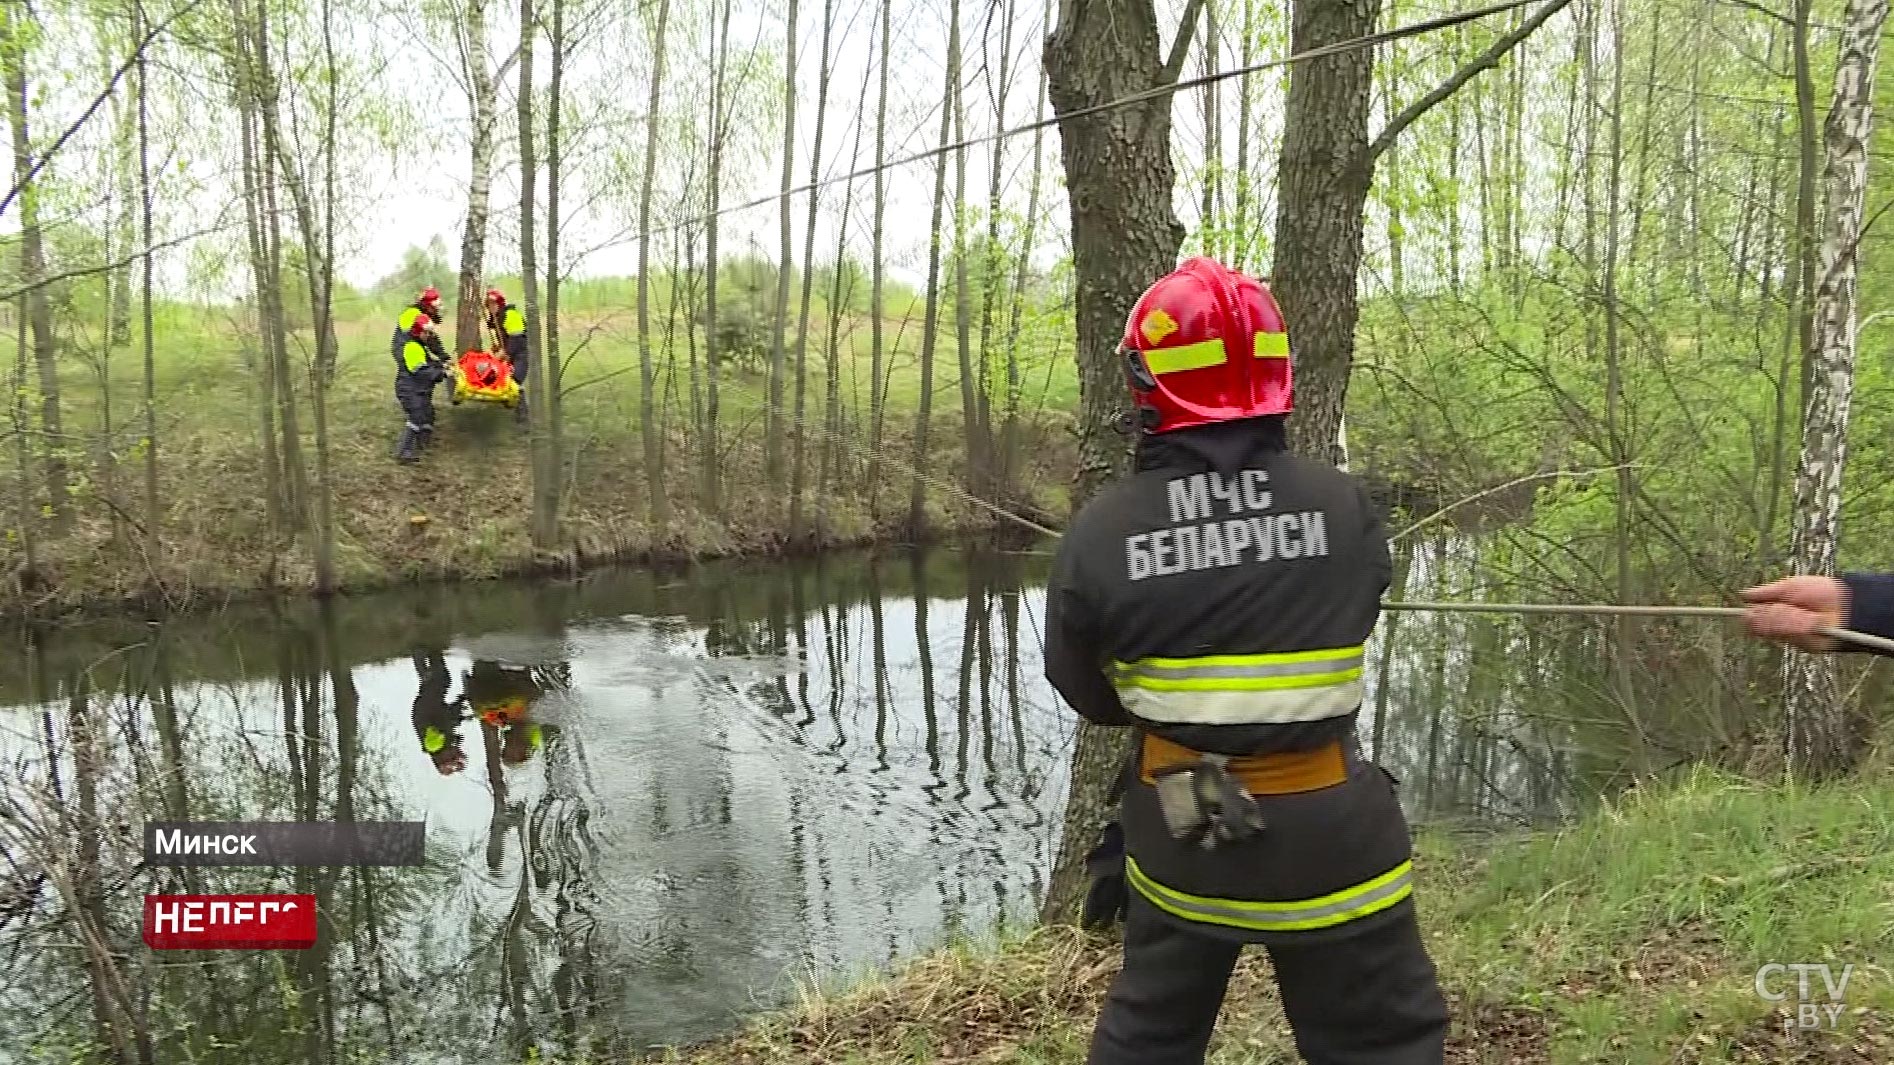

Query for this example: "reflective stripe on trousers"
[1124,853,1414,934]
[1110,646,1365,725]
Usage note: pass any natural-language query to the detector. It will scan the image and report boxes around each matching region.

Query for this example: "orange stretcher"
[450,349,521,407]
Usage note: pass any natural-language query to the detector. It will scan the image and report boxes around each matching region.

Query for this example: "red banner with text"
[143,894,318,950]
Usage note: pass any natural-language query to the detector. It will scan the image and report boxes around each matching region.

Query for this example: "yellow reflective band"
[403,340,429,373]
[1143,338,1226,375]
[1255,331,1289,358]
[1111,646,1365,691]
[1125,853,1414,933]
[1117,668,1362,693]
[504,307,526,336]
[399,306,421,332]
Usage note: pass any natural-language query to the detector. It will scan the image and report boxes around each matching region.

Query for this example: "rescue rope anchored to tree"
[1377,601,1894,655]
[952,479,1894,656]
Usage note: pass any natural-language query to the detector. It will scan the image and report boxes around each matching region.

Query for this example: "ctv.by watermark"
[1754,963,1857,1031]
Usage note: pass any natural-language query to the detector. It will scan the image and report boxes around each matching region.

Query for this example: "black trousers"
[397,380,436,430]
[1088,895,1448,1065]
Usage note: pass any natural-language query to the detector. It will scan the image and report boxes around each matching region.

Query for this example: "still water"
[0,538,1639,1063]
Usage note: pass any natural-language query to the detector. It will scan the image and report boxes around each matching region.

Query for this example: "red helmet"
[420,286,442,307]
[410,313,434,337]
[485,288,506,307]
[1119,256,1291,434]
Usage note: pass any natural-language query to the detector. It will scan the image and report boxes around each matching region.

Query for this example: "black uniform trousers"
[1088,893,1448,1065]
[397,376,437,431]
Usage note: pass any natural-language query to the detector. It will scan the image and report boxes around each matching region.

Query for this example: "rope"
[1380,600,1894,655]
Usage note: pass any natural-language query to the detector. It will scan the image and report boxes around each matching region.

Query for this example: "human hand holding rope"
[1739,576,1852,653]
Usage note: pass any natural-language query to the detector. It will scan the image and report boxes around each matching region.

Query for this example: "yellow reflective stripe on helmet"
[1125,853,1414,933]
[1255,331,1289,358]
[403,340,429,373]
[1143,337,1225,375]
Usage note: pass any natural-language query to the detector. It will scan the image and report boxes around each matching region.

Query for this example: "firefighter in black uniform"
[393,313,448,463]
[1044,256,1450,1065]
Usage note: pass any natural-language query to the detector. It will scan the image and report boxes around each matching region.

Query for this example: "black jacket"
[392,302,448,364]
[1840,573,1894,651]
[1044,417,1412,944]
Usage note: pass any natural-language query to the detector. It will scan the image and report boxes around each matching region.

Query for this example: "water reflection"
[0,535,1735,1062]
[0,545,1075,1062]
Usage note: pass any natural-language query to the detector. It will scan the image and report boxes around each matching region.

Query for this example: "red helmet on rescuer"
[485,288,506,307]
[1119,256,1292,434]
[420,286,442,311]
[410,313,433,337]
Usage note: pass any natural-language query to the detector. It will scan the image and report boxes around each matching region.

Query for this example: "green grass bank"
[653,766,1894,1064]
[3,299,1080,621]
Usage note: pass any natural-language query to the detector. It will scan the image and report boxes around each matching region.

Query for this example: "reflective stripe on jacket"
[1109,645,1366,725]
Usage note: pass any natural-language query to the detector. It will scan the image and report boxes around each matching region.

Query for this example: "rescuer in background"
[1043,257,1449,1065]
[396,285,448,359]
[1741,573,1894,652]
[485,288,531,426]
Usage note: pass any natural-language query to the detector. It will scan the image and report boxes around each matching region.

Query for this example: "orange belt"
[1140,734,1347,795]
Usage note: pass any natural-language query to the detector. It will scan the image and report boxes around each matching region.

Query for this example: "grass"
[650,764,1894,1064]
[2,290,1081,617]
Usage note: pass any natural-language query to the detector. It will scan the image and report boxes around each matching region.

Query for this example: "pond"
[0,536,1687,1062]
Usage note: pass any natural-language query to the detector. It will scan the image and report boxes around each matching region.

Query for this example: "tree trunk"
[1790,0,1818,418]
[978,0,1016,499]
[866,0,891,517]
[1039,0,1198,926]
[951,2,983,503]
[1,0,68,531]
[252,0,308,534]
[636,0,673,534]
[229,8,285,538]
[267,0,343,592]
[1783,0,1888,779]
[518,0,554,548]
[1232,0,1255,272]
[134,0,160,575]
[767,0,800,486]
[1000,17,1049,499]
[1273,0,1379,465]
[789,0,835,544]
[454,0,499,357]
[907,0,960,540]
[545,0,565,508]
[701,0,733,515]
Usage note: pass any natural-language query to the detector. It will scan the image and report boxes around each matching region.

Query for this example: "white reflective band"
[1126,854,1414,933]
[1116,680,1365,724]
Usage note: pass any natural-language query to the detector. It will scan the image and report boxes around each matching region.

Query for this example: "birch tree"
[1782,0,1889,779]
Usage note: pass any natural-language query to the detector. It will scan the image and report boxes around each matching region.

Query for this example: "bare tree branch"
[1160,0,1209,86]
[0,222,242,304]
[0,0,212,220]
[1366,0,1574,164]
